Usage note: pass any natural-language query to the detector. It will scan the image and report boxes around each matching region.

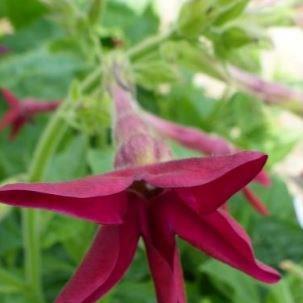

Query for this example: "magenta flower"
[0,152,280,302]
[143,112,270,215]
[0,71,280,302]
[0,89,60,139]
[0,45,9,55]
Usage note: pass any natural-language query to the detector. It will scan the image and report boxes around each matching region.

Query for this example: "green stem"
[127,28,176,61]
[22,101,69,303]
[21,66,103,302]
[81,67,103,92]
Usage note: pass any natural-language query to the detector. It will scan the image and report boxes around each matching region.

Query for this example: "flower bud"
[108,61,172,169]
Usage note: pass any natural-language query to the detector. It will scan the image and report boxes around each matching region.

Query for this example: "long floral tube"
[229,66,303,106]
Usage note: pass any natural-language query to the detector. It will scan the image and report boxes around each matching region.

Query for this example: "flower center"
[130,181,163,199]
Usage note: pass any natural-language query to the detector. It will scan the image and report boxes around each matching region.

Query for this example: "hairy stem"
[127,28,176,61]
[21,65,103,302]
[22,101,69,303]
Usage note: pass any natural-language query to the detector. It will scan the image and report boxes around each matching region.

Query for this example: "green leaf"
[103,3,159,45]
[221,27,254,48]
[231,176,303,267]
[114,281,155,303]
[201,260,261,303]
[170,141,202,160]
[0,268,24,294]
[253,219,303,267]
[1,18,62,54]
[88,0,105,27]
[87,146,115,174]
[0,47,84,99]
[158,79,218,130]
[42,215,95,261]
[133,56,179,89]
[214,0,249,26]
[0,0,47,29]
[113,0,151,14]
[161,41,227,81]
[177,0,218,38]
[45,134,88,181]
[266,280,295,303]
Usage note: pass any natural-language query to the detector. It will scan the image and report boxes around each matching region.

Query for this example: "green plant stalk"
[21,64,104,301]
[127,28,176,61]
[22,101,69,303]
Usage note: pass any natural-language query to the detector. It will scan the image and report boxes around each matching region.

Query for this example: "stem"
[29,103,69,182]
[22,211,43,303]
[81,67,103,92]
[21,66,103,302]
[22,101,69,303]
[127,28,176,61]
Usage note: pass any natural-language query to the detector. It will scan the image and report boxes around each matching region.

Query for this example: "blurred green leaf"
[45,134,88,181]
[103,3,159,45]
[133,56,179,89]
[87,146,114,174]
[161,40,227,81]
[0,47,84,99]
[1,18,62,54]
[214,0,249,26]
[178,0,218,38]
[0,0,47,29]
[201,260,261,303]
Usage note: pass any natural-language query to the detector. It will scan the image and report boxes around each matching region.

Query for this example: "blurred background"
[0,0,303,302]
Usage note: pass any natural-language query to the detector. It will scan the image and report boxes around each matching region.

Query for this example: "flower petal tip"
[263,269,281,284]
[256,261,281,284]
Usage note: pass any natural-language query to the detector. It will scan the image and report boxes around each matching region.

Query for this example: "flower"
[0,45,9,55]
[229,66,303,106]
[0,73,281,303]
[143,111,270,215]
[0,152,280,303]
[0,89,60,139]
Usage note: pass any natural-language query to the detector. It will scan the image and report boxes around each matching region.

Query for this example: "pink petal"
[142,197,186,303]
[145,241,186,303]
[56,215,139,303]
[0,173,134,223]
[1,89,20,108]
[143,152,267,189]
[56,227,120,303]
[144,112,271,188]
[0,172,133,198]
[254,170,271,186]
[162,152,267,214]
[242,187,269,216]
[164,200,280,283]
[0,110,18,132]
[9,117,27,140]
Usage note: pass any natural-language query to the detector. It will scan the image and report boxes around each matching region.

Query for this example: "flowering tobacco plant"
[0,89,60,139]
[0,62,280,303]
[143,112,271,215]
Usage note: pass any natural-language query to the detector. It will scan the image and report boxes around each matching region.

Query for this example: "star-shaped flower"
[143,112,271,215]
[0,151,280,303]
[0,89,60,139]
